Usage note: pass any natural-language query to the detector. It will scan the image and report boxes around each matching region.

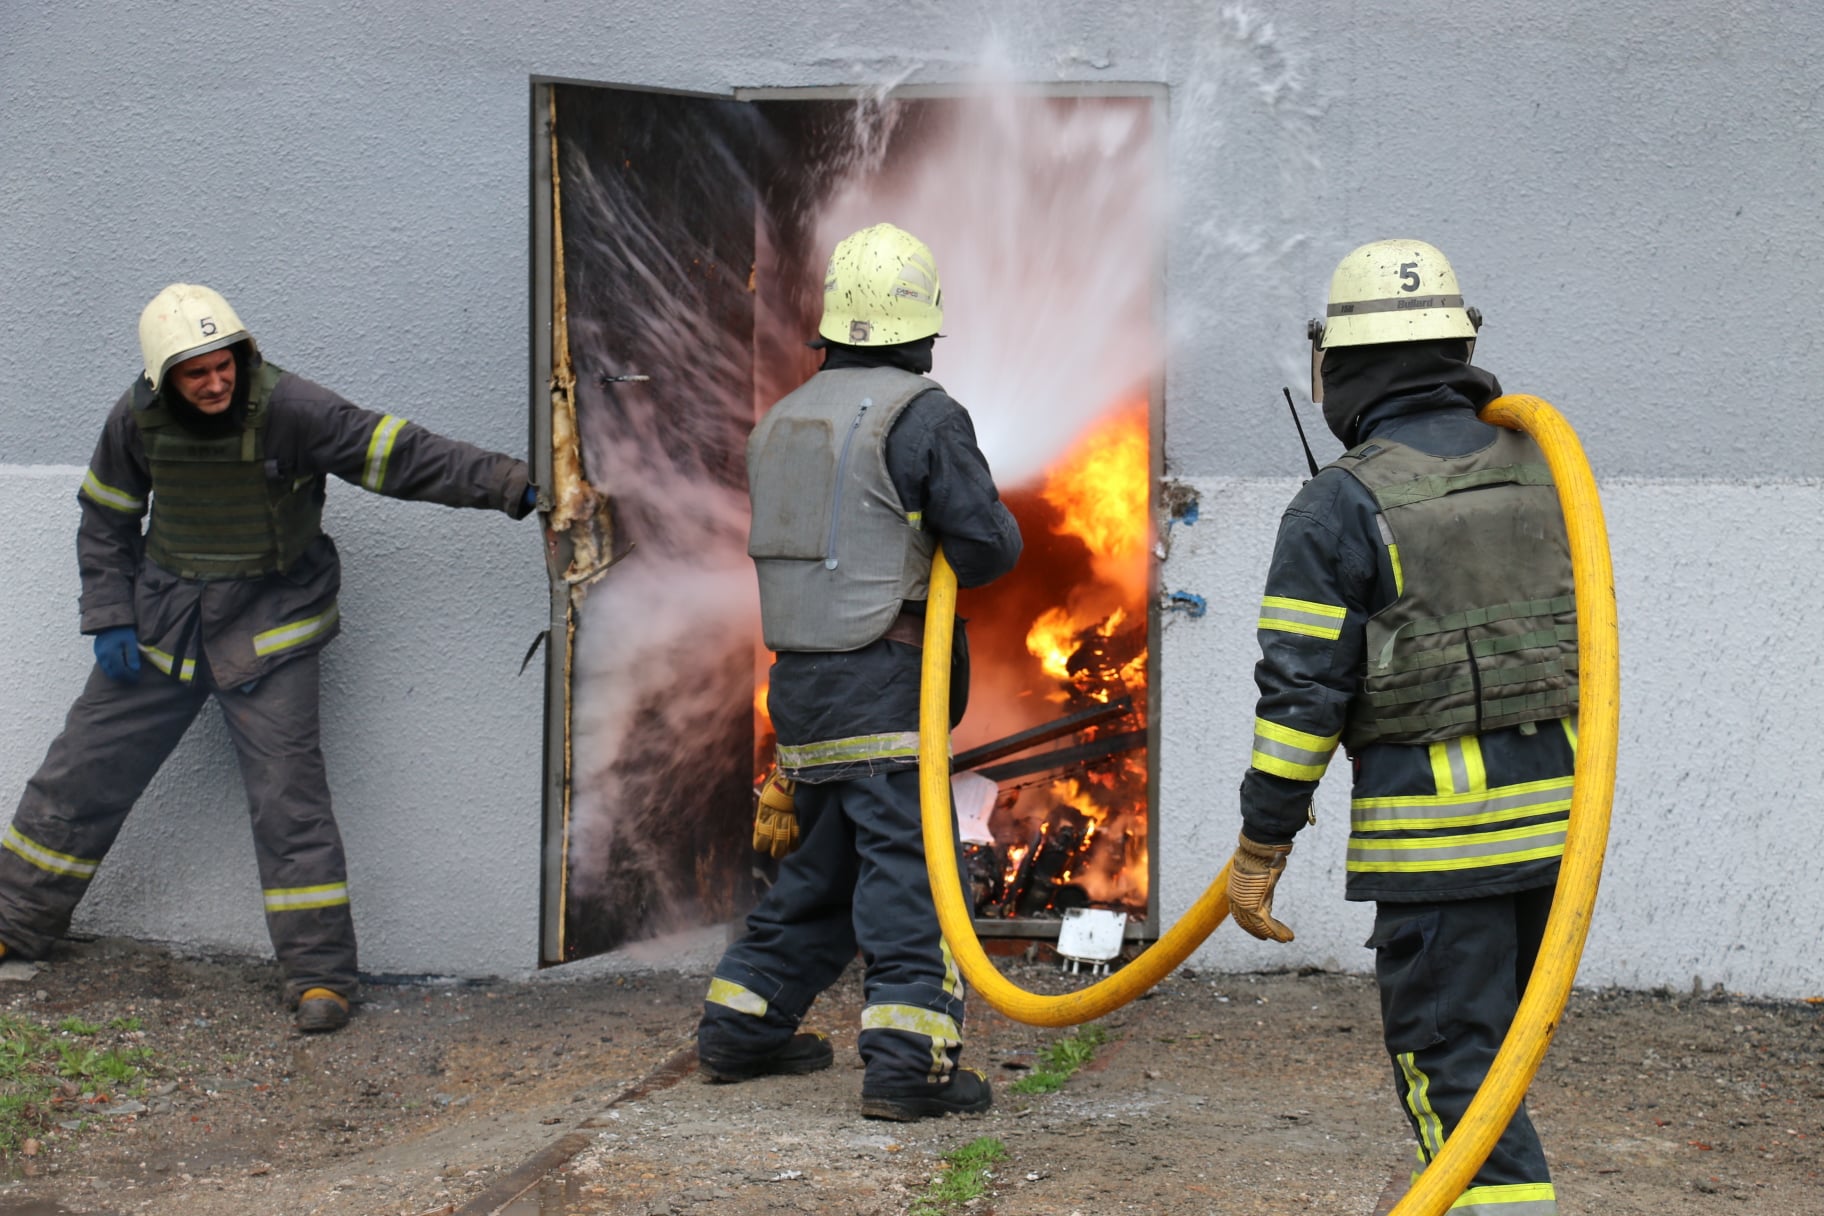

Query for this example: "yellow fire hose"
[917,393,1617,1212]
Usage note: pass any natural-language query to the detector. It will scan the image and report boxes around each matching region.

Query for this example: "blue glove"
[93,626,141,684]
[523,486,540,512]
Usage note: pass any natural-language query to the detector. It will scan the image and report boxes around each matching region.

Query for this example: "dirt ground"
[0,936,1817,1216]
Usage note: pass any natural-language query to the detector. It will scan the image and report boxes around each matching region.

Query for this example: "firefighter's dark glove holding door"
[1228,833,1295,942]
[752,771,799,859]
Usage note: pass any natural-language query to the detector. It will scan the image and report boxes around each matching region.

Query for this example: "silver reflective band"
[1328,294,1465,317]
[3,825,100,879]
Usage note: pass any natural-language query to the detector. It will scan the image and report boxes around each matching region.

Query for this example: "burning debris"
[956,694,1147,922]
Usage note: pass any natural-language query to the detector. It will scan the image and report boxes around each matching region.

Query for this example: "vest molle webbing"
[1332,429,1578,749]
[140,362,324,580]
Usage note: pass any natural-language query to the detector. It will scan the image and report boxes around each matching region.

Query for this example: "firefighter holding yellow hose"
[1227,241,1576,1213]
[697,224,1022,1120]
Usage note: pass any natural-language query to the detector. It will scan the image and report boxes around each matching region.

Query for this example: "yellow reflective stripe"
[1347,820,1567,873]
[776,731,920,769]
[1389,543,1405,596]
[252,604,340,657]
[939,938,962,998]
[1561,717,1577,752]
[80,469,145,514]
[906,510,923,531]
[1461,735,1487,792]
[1258,595,1346,640]
[1398,1052,1445,1161]
[860,1003,962,1046]
[2,826,100,879]
[137,643,197,683]
[1351,777,1574,832]
[1250,717,1340,781]
[1448,1182,1559,1214]
[362,415,409,491]
[706,978,768,1017]
[1428,741,1456,795]
[262,882,349,912]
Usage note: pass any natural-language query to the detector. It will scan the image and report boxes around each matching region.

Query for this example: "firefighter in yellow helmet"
[0,285,538,1033]
[697,224,1022,1120]
[1227,241,1575,1211]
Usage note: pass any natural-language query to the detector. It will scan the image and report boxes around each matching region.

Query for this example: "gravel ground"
[0,936,1817,1215]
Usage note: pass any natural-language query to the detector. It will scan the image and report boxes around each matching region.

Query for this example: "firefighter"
[0,284,537,1034]
[697,223,1022,1121]
[1226,241,1575,1212]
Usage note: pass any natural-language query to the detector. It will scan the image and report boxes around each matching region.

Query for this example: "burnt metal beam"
[953,697,1134,771]
[973,729,1147,783]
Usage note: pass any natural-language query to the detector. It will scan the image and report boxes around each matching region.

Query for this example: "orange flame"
[1040,402,1150,567]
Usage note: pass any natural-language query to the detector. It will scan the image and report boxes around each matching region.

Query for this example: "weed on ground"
[909,1135,1008,1215]
[0,1010,160,1154]
[1010,1024,1110,1094]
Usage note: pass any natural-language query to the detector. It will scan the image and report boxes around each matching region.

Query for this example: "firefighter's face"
[169,348,237,414]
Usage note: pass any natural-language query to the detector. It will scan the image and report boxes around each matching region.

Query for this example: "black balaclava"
[1320,338,1501,447]
[160,341,255,437]
[812,335,936,376]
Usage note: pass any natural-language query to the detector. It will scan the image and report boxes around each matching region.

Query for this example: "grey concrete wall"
[3,1,1820,993]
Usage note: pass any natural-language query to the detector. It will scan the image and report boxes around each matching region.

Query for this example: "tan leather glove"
[752,771,799,859]
[1228,832,1295,942]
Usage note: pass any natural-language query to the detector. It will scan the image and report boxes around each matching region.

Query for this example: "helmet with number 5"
[1307,240,1481,402]
[818,223,943,347]
[139,284,254,390]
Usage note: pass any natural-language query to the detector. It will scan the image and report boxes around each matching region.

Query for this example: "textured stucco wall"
[3,1,1821,992]
[1163,478,1824,999]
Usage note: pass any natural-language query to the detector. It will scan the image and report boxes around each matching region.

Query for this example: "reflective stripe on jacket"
[1239,391,1577,902]
[76,360,532,687]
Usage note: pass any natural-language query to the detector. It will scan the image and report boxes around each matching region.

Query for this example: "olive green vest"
[1332,428,1578,748]
[747,366,939,652]
[139,361,324,580]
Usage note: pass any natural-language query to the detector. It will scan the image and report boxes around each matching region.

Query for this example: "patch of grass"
[909,1136,1007,1216]
[106,1016,143,1033]
[1010,1024,1111,1094]
[0,1012,162,1154]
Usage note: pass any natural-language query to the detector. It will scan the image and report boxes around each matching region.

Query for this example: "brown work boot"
[861,1068,993,1122]
[699,1031,834,1082]
[295,987,351,1034]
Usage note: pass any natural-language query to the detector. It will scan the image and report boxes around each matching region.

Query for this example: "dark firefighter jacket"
[75,356,533,689]
[764,343,1022,783]
[1239,381,1579,903]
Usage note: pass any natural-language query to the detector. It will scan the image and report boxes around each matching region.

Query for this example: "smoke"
[813,75,1165,488]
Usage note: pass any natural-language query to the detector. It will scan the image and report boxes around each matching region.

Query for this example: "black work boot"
[699,1031,834,1083]
[861,1067,993,1122]
[294,987,351,1034]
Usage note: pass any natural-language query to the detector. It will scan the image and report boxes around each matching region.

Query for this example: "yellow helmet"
[1306,239,1482,402]
[817,223,943,347]
[138,283,253,389]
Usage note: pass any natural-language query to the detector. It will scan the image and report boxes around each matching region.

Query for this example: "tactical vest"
[1332,428,1578,748]
[139,361,324,580]
[747,366,939,652]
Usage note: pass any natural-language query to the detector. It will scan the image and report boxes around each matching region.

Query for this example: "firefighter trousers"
[1370,886,1558,1215]
[698,768,968,1090]
[0,654,357,1003]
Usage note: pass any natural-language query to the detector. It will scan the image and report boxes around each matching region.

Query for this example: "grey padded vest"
[747,366,939,652]
[1332,428,1579,748]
